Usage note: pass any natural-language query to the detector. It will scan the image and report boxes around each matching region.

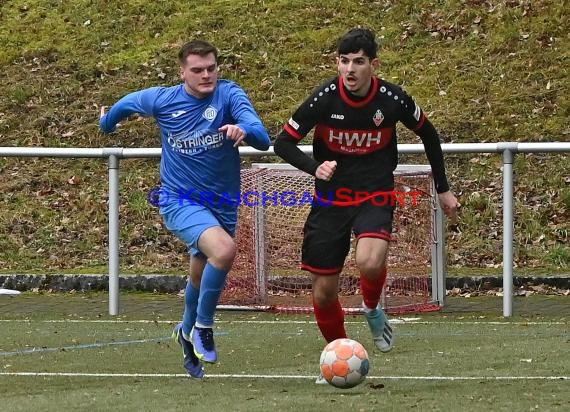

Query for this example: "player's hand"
[438,191,460,222]
[220,124,246,147]
[315,160,337,181]
[100,105,122,130]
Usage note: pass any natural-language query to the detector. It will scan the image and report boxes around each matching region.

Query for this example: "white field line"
[0,319,566,326]
[0,372,567,380]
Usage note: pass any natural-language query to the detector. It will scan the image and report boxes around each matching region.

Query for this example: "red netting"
[222,165,441,314]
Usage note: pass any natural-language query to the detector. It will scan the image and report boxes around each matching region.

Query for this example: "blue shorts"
[160,200,236,257]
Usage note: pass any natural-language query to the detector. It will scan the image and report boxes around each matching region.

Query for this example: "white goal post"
[246,163,446,310]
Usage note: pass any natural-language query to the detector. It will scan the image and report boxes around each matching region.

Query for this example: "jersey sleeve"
[274,81,332,175]
[398,87,427,132]
[280,81,332,141]
[99,87,161,133]
[397,87,450,193]
[227,83,270,151]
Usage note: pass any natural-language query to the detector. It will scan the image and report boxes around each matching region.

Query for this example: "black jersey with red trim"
[277,75,445,200]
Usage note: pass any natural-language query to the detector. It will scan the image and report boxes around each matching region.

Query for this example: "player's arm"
[274,131,337,180]
[414,119,460,219]
[99,88,159,134]
[274,85,324,177]
[275,80,339,180]
[226,84,270,151]
[399,90,459,218]
[399,91,449,193]
[413,119,449,194]
[274,130,320,177]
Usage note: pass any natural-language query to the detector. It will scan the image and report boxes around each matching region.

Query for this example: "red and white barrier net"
[221,164,441,314]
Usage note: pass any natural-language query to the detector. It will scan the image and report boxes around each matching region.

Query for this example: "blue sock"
[182,281,199,338]
[196,263,228,327]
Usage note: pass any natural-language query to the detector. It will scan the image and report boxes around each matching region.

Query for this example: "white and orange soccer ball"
[319,338,370,388]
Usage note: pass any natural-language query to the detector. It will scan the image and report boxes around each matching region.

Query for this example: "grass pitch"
[0,292,568,411]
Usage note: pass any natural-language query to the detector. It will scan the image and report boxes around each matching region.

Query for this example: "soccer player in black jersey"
[274,27,459,380]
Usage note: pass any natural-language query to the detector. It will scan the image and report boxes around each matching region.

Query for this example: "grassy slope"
[0,0,568,274]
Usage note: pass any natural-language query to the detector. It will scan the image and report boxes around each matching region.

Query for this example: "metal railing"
[1,142,569,317]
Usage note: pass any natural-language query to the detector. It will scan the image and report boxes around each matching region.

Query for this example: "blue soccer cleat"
[364,304,394,352]
[172,323,205,379]
[190,326,218,363]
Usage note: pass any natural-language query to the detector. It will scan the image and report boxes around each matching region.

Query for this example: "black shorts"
[300,200,394,274]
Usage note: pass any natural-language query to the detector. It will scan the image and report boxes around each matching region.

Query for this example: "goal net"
[222,163,444,314]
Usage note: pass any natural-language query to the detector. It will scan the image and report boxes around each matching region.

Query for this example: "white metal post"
[251,164,267,303]
[107,153,120,315]
[432,193,446,305]
[501,146,516,317]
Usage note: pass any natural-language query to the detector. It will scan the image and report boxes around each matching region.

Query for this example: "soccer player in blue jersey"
[100,39,271,378]
[274,28,459,383]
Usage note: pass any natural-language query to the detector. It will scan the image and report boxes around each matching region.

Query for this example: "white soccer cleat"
[364,304,394,352]
[315,373,329,385]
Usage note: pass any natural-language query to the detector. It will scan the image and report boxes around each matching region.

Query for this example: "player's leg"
[181,255,206,338]
[161,204,210,377]
[302,204,354,385]
[302,204,354,343]
[355,237,393,351]
[190,225,236,363]
[173,318,205,378]
[356,237,389,311]
[353,200,394,352]
[174,255,207,377]
[311,273,346,342]
[161,202,236,364]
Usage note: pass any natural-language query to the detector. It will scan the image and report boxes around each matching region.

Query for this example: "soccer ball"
[319,338,370,389]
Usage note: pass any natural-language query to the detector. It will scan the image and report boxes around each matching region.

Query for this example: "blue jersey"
[100,80,270,217]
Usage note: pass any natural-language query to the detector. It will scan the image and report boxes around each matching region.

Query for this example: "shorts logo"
[331,113,345,120]
[373,109,384,126]
[203,106,217,121]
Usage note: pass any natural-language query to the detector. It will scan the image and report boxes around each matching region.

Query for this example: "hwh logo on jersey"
[319,125,394,154]
[328,130,382,147]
